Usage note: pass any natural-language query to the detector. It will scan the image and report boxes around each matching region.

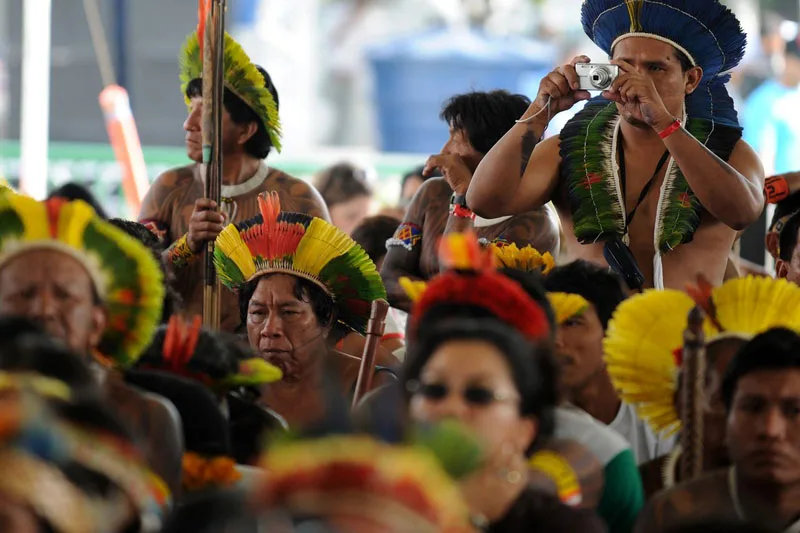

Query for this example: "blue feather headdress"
[582,0,746,128]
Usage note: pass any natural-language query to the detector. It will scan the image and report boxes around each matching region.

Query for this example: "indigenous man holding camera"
[467,0,764,290]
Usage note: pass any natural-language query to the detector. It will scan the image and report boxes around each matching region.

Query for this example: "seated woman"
[403,318,605,533]
[214,191,398,428]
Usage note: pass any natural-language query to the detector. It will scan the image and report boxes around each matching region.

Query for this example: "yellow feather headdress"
[604,276,800,435]
[179,30,282,152]
[547,292,590,326]
[0,194,164,367]
[491,243,556,274]
[214,192,386,335]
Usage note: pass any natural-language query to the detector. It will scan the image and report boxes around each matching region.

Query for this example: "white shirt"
[610,402,677,465]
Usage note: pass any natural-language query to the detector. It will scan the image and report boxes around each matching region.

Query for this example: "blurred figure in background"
[351,214,406,359]
[743,37,800,177]
[314,161,374,235]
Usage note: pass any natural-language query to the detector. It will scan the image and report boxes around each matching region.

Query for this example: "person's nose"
[183,105,201,133]
[259,313,284,339]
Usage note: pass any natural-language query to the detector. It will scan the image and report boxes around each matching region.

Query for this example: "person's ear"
[766,231,780,259]
[88,306,107,351]
[685,66,703,95]
[238,121,258,145]
[514,417,538,455]
[777,259,789,279]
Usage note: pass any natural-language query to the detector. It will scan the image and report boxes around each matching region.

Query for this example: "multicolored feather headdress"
[255,424,480,533]
[403,232,550,341]
[179,30,282,152]
[0,374,170,533]
[0,194,164,367]
[604,276,800,435]
[138,314,283,390]
[214,192,386,335]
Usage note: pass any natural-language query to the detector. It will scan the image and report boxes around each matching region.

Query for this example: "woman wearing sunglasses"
[403,318,606,533]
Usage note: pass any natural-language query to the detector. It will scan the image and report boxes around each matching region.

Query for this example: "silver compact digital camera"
[575,63,620,91]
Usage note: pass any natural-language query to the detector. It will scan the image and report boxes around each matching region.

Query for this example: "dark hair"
[125,370,231,457]
[238,273,337,334]
[313,162,373,208]
[186,65,279,159]
[771,193,800,231]
[440,91,531,154]
[673,47,694,72]
[403,318,555,454]
[48,183,108,219]
[498,267,557,335]
[400,165,439,199]
[138,326,252,383]
[0,319,100,398]
[107,218,182,323]
[350,215,401,264]
[544,260,626,330]
[722,328,800,411]
[778,211,800,262]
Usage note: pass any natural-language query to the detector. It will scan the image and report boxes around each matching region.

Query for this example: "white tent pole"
[19,0,52,199]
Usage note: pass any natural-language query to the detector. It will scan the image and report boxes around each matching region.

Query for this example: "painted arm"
[660,131,765,230]
[380,180,441,312]
[468,56,592,218]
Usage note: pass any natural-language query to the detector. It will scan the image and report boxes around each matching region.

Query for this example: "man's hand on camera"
[603,59,673,131]
[529,55,593,122]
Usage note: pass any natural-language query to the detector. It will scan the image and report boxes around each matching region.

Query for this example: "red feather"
[198,0,210,57]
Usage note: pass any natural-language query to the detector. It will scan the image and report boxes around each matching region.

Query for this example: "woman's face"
[330,195,372,236]
[408,339,536,457]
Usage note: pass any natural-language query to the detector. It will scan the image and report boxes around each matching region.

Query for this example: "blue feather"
[581,0,745,129]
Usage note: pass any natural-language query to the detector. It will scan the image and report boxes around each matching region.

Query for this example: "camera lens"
[589,67,612,90]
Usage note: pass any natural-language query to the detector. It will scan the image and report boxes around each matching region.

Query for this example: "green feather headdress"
[214,192,386,335]
[0,194,164,367]
[179,31,282,152]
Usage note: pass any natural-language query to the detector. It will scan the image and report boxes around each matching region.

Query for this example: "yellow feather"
[547,293,589,325]
[58,201,95,248]
[713,276,800,338]
[400,277,428,303]
[293,218,353,278]
[216,224,256,282]
[8,194,48,240]
[603,290,697,435]
[492,243,556,274]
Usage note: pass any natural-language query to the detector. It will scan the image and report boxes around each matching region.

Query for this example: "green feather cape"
[559,99,740,253]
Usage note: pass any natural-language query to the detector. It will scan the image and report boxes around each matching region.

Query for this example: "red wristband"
[452,204,475,220]
[765,176,790,204]
[658,119,682,140]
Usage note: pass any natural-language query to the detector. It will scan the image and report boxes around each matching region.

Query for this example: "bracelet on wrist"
[167,234,198,269]
[657,118,682,140]
[451,204,476,220]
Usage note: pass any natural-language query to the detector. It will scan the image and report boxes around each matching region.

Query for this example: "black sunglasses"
[406,380,516,407]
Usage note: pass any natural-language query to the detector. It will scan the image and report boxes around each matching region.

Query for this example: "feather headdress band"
[404,232,550,341]
[138,314,282,390]
[0,194,164,367]
[604,276,800,435]
[214,192,386,335]
[179,30,282,152]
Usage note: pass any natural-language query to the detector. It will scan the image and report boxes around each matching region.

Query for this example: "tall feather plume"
[712,276,800,337]
[438,232,493,272]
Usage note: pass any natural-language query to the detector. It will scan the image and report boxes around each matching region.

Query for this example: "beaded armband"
[167,234,197,269]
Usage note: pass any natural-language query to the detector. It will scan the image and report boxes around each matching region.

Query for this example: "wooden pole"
[202,0,226,329]
[352,300,390,410]
[680,306,706,482]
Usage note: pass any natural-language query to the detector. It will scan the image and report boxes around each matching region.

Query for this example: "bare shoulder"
[500,205,560,254]
[729,138,765,182]
[267,168,331,221]
[635,471,731,533]
[139,164,199,221]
